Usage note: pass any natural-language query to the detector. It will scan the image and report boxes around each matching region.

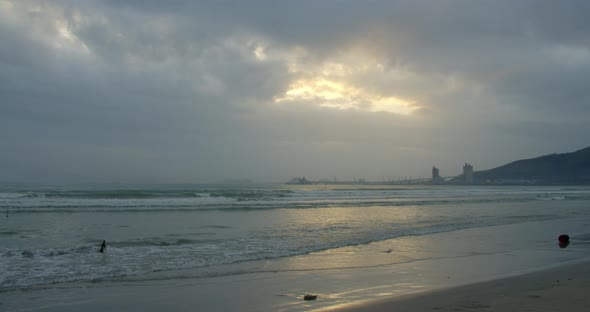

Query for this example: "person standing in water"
[99,240,106,253]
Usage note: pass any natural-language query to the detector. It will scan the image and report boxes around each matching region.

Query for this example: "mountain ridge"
[455,146,590,184]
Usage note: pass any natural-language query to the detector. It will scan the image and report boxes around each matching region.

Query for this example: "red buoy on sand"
[558,234,569,243]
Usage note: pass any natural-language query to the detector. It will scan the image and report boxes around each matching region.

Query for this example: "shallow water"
[2,184,590,290]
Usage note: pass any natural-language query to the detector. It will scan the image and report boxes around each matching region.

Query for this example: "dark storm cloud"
[1,0,589,183]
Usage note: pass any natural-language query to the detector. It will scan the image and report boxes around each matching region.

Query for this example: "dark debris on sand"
[304,294,317,301]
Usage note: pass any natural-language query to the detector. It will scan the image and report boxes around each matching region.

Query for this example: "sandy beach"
[3,257,589,312]
[2,217,590,312]
[330,259,590,312]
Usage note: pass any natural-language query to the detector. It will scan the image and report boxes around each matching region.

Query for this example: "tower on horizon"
[463,163,474,184]
[432,166,443,184]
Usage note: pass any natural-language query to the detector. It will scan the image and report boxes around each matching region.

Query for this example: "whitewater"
[2,184,590,290]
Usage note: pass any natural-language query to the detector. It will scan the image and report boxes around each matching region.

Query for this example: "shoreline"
[2,218,590,311]
[3,258,588,312]
[328,258,590,311]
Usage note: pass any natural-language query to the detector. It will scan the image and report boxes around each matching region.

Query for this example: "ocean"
[2,184,590,291]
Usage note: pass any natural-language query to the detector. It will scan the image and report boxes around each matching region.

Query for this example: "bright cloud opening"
[269,46,420,115]
[275,78,417,115]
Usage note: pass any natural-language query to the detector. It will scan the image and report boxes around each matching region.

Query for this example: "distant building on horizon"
[432,166,444,184]
[286,177,312,185]
[463,163,474,184]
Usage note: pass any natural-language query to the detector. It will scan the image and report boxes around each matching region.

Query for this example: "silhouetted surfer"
[99,240,106,253]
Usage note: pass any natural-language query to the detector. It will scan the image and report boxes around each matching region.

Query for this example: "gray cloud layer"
[1,0,589,184]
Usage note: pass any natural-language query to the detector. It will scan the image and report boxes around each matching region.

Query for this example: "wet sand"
[328,259,590,312]
[2,218,589,312]
[3,258,589,312]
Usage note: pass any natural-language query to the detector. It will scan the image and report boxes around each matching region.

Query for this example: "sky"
[1,0,589,184]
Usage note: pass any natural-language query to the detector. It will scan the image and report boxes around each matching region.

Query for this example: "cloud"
[1,0,589,183]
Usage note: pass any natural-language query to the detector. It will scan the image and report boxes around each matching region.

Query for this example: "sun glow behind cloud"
[269,46,419,115]
[275,77,416,115]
